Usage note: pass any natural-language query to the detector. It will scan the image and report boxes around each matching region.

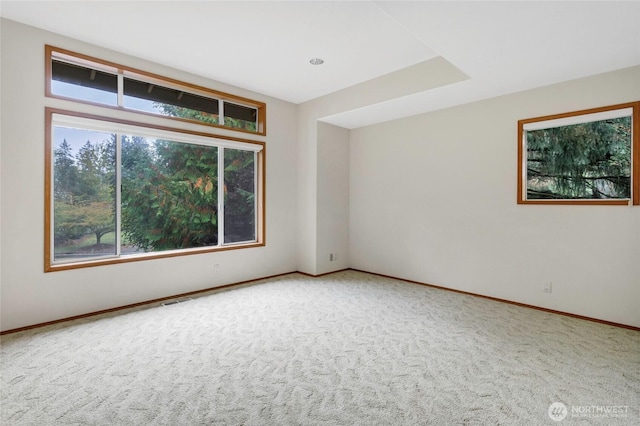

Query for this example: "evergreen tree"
[223,149,255,243]
[120,137,220,251]
[53,136,116,248]
[53,139,79,202]
[526,117,631,199]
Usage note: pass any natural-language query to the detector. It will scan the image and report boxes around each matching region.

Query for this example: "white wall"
[3,18,638,331]
[295,103,319,274]
[350,66,640,327]
[316,122,349,274]
[0,19,298,331]
[296,57,464,275]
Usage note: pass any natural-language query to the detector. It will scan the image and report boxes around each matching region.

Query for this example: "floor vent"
[161,298,193,307]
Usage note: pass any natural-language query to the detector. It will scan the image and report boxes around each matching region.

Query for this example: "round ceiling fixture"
[309,58,324,66]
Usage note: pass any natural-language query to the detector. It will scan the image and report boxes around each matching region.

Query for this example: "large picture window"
[518,102,639,205]
[46,109,264,271]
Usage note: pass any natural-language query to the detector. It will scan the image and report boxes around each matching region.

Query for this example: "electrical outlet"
[544,282,552,293]
[329,253,334,262]
[213,264,220,273]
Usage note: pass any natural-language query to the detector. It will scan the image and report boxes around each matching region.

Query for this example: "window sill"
[45,242,265,273]
[517,199,631,206]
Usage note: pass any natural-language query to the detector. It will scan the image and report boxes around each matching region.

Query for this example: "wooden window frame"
[517,101,639,205]
[45,108,266,272]
[46,45,267,136]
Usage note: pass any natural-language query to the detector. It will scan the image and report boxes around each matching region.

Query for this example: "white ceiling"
[2,1,639,129]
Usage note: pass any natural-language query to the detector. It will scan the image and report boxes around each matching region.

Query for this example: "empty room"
[1,1,639,425]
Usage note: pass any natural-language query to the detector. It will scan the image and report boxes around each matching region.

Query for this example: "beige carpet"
[1,270,638,425]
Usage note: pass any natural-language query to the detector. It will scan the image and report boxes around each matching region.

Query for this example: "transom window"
[47,45,266,135]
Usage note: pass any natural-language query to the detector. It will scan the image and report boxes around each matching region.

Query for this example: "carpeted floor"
[1,270,638,425]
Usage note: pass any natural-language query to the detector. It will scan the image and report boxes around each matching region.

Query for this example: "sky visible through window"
[52,80,116,106]
[54,126,110,154]
[52,81,163,147]
[52,80,161,114]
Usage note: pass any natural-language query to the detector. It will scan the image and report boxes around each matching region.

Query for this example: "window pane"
[121,136,219,252]
[526,116,632,199]
[53,126,117,261]
[224,102,258,132]
[123,77,220,124]
[51,60,118,106]
[224,149,256,243]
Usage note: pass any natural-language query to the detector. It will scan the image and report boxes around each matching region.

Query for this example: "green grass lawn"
[54,232,116,255]
[54,232,141,256]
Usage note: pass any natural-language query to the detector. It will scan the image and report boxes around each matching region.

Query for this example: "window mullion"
[218,147,225,246]
[116,132,122,256]
[254,152,258,241]
[117,73,124,107]
[219,99,224,127]
[49,130,56,260]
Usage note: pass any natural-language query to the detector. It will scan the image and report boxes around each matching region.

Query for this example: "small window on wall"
[518,102,639,205]
[46,45,266,135]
